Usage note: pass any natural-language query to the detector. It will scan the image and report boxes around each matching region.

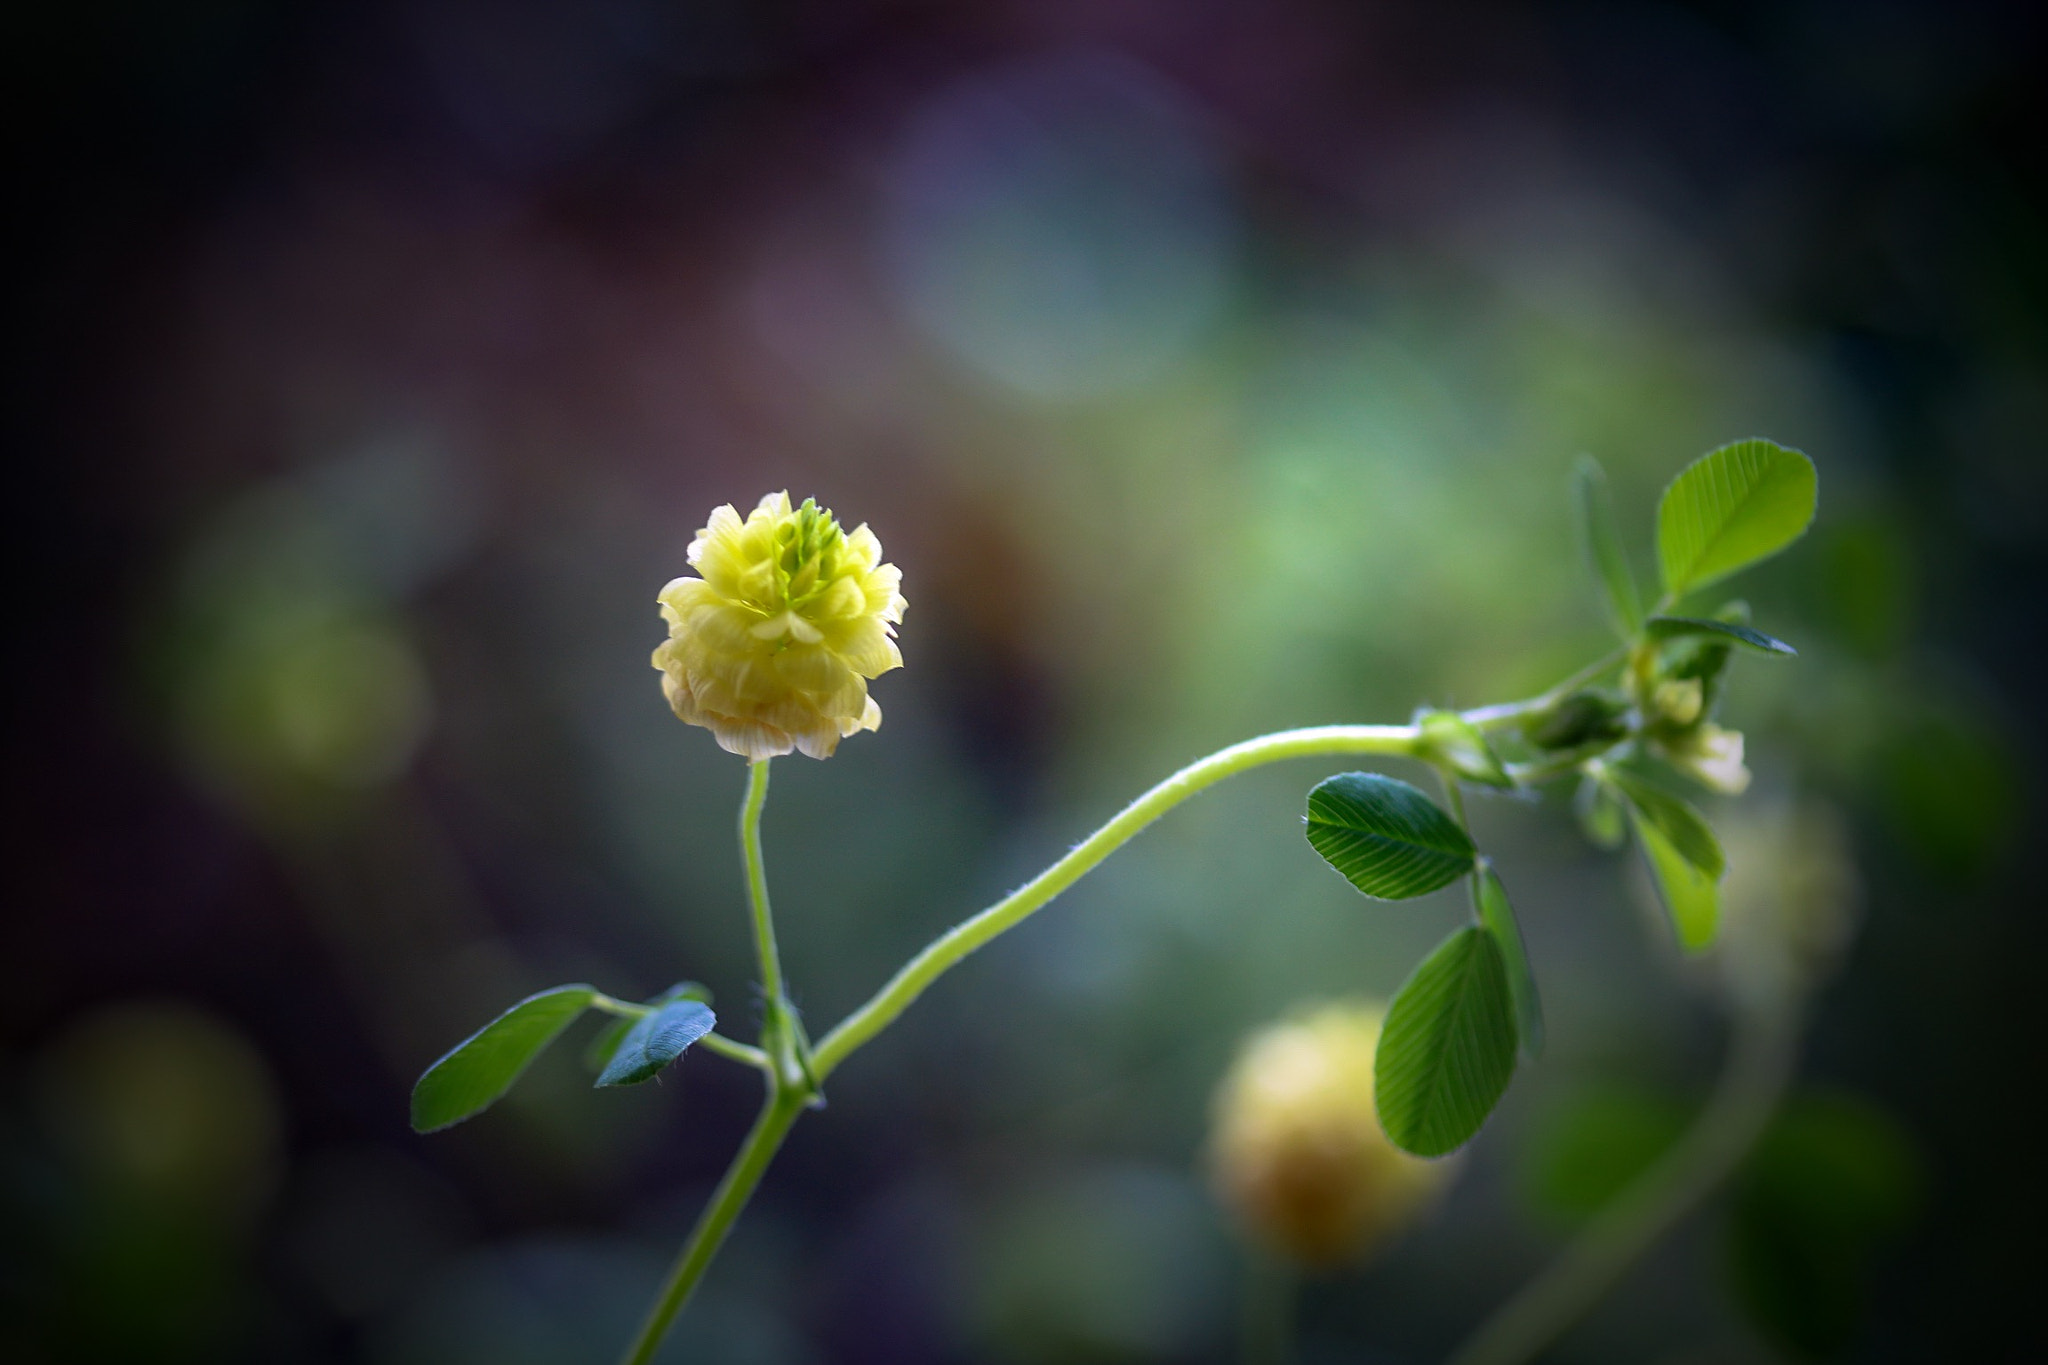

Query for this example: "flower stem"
[741,758,784,1008]
[1444,1000,1799,1365]
[617,1085,806,1365]
[625,701,1597,1364]
[813,724,1422,1078]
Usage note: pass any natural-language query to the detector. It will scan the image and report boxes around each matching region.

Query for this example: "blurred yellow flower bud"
[1652,677,1705,728]
[653,493,907,760]
[1210,1003,1450,1268]
[1660,723,1752,795]
[1718,800,1860,1003]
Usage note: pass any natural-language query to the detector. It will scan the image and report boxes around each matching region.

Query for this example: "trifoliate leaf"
[1631,807,1721,950]
[1645,616,1797,657]
[584,982,713,1073]
[1305,773,1476,900]
[1575,776,1629,850]
[1608,769,1725,879]
[412,985,596,1133]
[1657,439,1817,600]
[1376,927,1519,1156]
[1477,863,1544,1059]
[594,999,717,1088]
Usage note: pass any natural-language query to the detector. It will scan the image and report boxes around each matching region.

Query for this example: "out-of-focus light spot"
[164,438,468,819]
[881,50,1237,401]
[265,618,432,785]
[36,1001,282,1226]
[178,591,432,802]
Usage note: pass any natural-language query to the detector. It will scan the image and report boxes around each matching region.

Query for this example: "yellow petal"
[773,643,855,695]
[704,712,795,761]
[832,616,902,676]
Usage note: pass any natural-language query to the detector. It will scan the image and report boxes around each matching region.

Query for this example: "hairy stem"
[627,678,1602,1364]
[1445,1000,1800,1365]
[617,1086,806,1365]
[813,724,1423,1077]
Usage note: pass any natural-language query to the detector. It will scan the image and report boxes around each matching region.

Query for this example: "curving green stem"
[619,701,1596,1365]
[618,1085,806,1365]
[1445,999,1800,1365]
[813,724,1421,1077]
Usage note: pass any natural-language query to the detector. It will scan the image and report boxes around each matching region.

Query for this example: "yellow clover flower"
[1210,1002,1450,1267]
[653,492,906,760]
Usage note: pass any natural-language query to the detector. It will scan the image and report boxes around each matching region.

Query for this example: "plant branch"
[1462,648,1629,730]
[617,1086,806,1365]
[626,674,1640,1364]
[695,1032,773,1069]
[812,724,1423,1078]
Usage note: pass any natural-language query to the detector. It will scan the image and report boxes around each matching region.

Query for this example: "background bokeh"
[9,2,2045,1361]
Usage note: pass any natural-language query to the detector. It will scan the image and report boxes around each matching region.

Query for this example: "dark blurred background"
[7,1,2045,1362]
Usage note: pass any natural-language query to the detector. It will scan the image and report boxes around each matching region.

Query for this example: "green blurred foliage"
[1523,1084,1692,1227]
[1724,1094,1923,1359]
[1524,1082,1923,1359]
[14,1003,281,1363]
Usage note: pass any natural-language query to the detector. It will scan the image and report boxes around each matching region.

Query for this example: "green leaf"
[1476,863,1543,1059]
[1305,773,1476,900]
[1725,1093,1922,1358]
[1419,710,1513,787]
[1608,769,1724,879]
[1656,439,1817,600]
[583,982,714,1073]
[1571,454,1644,637]
[594,999,717,1087]
[1526,690,1630,752]
[583,1015,635,1074]
[1631,807,1721,950]
[1523,1085,1689,1223]
[1645,616,1796,657]
[1375,926,1519,1156]
[412,985,596,1133]
[1574,776,1628,850]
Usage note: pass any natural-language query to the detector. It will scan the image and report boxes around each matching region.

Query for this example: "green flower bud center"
[770,499,847,612]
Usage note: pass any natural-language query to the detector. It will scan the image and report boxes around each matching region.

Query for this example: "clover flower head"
[653,492,906,760]
[1210,1003,1450,1267]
